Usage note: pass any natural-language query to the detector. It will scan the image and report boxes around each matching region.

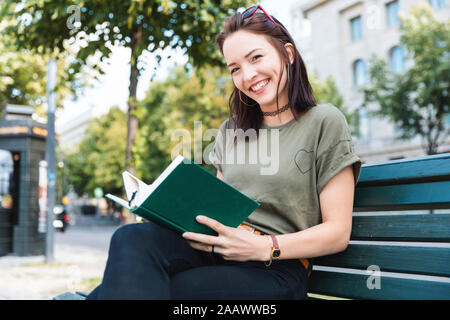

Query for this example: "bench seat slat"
[351,214,450,241]
[313,244,450,277]
[309,271,450,300]
[354,181,450,211]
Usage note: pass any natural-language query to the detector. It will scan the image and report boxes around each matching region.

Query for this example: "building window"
[353,59,367,86]
[390,46,406,74]
[386,1,400,27]
[429,0,447,10]
[350,16,363,41]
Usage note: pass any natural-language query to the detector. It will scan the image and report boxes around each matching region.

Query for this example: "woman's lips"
[250,79,270,94]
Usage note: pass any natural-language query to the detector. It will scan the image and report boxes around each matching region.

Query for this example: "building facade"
[55,106,95,150]
[292,0,449,163]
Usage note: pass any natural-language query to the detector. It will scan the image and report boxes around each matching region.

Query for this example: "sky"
[56,0,305,130]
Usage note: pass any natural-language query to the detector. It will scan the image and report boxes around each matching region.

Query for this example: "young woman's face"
[222,30,293,110]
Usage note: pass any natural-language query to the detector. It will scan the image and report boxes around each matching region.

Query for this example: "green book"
[105,155,260,235]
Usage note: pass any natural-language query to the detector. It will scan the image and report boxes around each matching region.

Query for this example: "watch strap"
[265,235,280,267]
[270,234,279,250]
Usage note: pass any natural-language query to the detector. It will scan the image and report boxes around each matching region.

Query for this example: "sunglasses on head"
[241,4,276,25]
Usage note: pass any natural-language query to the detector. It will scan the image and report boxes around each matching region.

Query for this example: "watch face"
[273,249,281,258]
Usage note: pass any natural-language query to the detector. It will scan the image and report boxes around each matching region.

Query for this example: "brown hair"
[216,12,316,134]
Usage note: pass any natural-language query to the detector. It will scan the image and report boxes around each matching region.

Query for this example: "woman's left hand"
[182,215,271,262]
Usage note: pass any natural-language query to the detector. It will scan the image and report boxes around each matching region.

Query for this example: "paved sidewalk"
[0,225,119,300]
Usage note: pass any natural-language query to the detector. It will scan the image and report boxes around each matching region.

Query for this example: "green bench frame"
[308,153,450,300]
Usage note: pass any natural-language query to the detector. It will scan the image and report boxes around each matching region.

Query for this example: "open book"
[106,155,260,235]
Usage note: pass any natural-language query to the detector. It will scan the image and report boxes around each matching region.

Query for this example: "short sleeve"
[208,119,228,172]
[316,105,362,195]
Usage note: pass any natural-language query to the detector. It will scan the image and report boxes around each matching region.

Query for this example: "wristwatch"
[265,235,280,267]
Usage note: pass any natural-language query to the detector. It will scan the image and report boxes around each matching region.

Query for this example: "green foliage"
[0,0,251,88]
[362,3,449,154]
[311,74,343,110]
[0,21,72,114]
[64,107,127,197]
[134,65,231,182]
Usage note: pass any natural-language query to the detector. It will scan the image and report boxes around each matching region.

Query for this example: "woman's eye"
[231,67,239,74]
[251,55,262,62]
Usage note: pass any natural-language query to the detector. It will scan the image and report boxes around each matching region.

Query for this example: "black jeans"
[86,222,309,300]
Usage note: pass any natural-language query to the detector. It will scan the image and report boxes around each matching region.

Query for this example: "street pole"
[45,59,57,264]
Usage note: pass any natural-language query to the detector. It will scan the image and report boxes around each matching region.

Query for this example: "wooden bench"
[308,153,450,300]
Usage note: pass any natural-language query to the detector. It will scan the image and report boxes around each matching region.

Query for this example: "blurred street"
[0,219,121,300]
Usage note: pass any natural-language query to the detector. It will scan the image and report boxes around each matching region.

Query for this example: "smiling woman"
[86,5,362,301]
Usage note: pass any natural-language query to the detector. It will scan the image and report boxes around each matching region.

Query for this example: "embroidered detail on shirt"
[294,149,314,174]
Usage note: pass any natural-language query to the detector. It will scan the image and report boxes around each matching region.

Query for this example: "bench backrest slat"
[313,244,450,277]
[357,153,450,185]
[351,214,450,242]
[354,181,450,211]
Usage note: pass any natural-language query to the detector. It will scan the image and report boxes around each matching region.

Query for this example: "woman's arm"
[274,165,355,260]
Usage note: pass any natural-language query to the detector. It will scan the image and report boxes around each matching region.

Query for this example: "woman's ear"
[284,43,295,65]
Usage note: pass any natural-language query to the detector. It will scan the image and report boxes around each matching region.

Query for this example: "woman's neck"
[262,108,295,127]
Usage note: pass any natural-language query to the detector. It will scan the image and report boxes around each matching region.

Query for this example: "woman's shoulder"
[306,103,352,140]
[305,103,346,122]
[301,103,351,138]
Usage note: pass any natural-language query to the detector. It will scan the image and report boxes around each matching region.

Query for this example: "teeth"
[251,80,268,91]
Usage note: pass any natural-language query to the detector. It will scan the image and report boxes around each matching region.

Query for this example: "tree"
[361,3,449,155]
[64,106,127,198]
[1,0,250,173]
[0,21,72,114]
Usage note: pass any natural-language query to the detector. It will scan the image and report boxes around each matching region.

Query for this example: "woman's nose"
[242,66,258,84]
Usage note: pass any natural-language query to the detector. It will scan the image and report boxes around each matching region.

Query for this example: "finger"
[186,240,217,253]
[182,232,218,246]
[196,215,228,234]
[185,240,205,251]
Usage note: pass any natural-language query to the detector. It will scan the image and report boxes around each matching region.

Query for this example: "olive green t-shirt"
[209,103,362,235]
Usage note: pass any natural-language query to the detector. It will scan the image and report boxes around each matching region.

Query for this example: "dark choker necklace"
[262,104,290,116]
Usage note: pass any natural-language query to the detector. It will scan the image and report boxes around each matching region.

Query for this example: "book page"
[105,156,185,210]
[105,193,130,210]
[122,171,154,208]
